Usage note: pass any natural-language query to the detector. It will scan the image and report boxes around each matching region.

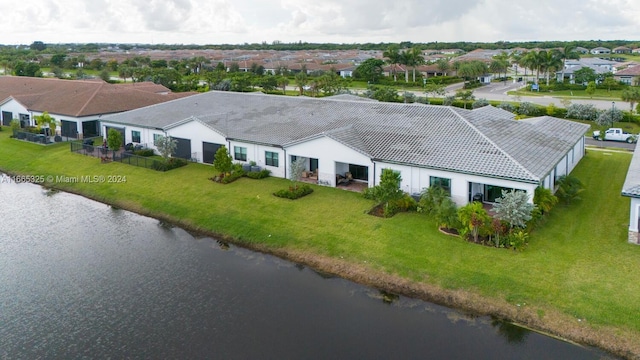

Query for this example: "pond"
[0,178,613,359]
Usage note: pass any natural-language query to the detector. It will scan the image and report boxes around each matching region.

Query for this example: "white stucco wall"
[286,136,372,187]
[374,162,537,206]
[168,121,227,163]
[0,100,30,125]
[628,198,640,233]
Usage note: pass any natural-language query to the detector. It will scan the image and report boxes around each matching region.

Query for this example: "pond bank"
[3,172,633,360]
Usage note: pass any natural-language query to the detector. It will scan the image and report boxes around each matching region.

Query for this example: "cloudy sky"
[3,0,639,45]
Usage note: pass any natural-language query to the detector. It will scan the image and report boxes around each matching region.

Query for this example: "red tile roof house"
[613,65,640,85]
[0,76,195,141]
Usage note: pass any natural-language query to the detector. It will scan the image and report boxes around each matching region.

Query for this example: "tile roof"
[623,144,640,198]
[0,76,194,117]
[103,91,589,183]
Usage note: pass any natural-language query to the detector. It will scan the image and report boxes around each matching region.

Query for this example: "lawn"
[509,88,625,100]
[1,130,639,355]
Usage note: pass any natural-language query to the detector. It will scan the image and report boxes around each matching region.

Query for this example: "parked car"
[592,128,638,143]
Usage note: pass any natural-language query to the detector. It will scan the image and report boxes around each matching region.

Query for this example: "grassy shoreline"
[1,131,639,358]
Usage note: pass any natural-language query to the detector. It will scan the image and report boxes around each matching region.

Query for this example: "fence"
[70,139,169,171]
[113,152,166,171]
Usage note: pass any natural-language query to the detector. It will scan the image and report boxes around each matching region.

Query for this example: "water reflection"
[0,178,615,359]
[491,317,530,344]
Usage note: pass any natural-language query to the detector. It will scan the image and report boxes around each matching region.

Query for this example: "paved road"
[454,82,628,111]
[585,137,636,151]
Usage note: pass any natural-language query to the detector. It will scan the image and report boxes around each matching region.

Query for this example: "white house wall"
[374,162,537,206]
[228,140,285,178]
[0,100,30,124]
[285,136,372,187]
[167,121,227,163]
[99,121,163,152]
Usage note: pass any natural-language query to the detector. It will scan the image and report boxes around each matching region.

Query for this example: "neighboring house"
[556,64,611,84]
[564,58,617,72]
[590,47,611,54]
[621,144,640,245]
[575,47,589,54]
[101,91,588,206]
[0,76,194,138]
[613,46,632,54]
[339,66,356,78]
[613,65,640,85]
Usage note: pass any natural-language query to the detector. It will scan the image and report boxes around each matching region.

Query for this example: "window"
[131,130,141,143]
[430,176,451,196]
[265,151,279,167]
[153,134,162,146]
[349,164,368,181]
[234,146,247,161]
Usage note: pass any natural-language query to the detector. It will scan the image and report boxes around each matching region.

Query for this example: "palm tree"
[436,58,450,76]
[490,51,509,83]
[399,49,410,83]
[383,45,401,82]
[559,45,580,84]
[621,87,640,114]
[539,49,563,86]
[407,47,425,83]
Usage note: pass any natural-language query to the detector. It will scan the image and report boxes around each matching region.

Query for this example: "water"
[0,179,613,359]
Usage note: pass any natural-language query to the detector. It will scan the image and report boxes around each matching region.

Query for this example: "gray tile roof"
[622,144,640,197]
[103,91,589,183]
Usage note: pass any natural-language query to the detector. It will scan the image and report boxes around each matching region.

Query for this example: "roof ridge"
[75,82,103,117]
[451,107,539,181]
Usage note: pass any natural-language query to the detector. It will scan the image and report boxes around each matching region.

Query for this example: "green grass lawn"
[509,88,625,101]
[1,130,639,352]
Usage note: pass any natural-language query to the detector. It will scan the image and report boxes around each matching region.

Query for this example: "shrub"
[418,186,450,216]
[220,170,245,184]
[472,98,490,109]
[385,194,417,217]
[134,149,155,157]
[245,169,271,179]
[498,102,516,113]
[555,175,585,204]
[565,104,599,121]
[517,102,544,116]
[507,229,529,251]
[274,184,313,199]
[152,157,188,171]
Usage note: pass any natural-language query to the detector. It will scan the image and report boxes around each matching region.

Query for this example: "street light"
[612,101,616,127]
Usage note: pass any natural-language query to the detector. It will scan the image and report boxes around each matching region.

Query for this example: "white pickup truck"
[592,128,638,143]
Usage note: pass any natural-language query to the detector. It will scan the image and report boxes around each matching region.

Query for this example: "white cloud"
[0,0,639,44]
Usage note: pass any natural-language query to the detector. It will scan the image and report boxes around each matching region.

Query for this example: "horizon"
[4,0,639,46]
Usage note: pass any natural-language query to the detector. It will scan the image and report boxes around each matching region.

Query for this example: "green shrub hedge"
[273,184,313,199]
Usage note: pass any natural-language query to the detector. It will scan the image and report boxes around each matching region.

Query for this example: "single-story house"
[613,65,640,85]
[556,64,612,84]
[0,76,195,138]
[621,143,640,245]
[613,46,632,54]
[101,91,589,206]
[590,47,611,54]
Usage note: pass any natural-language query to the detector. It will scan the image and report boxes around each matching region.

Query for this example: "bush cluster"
[245,169,271,179]
[151,158,188,171]
[273,184,313,199]
[220,170,245,184]
[133,149,155,157]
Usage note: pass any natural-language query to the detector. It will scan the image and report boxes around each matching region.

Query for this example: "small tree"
[289,157,307,190]
[34,111,58,136]
[585,81,596,98]
[155,135,177,161]
[533,187,558,215]
[10,118,21,135]
[364,168,404,216]
[107,128,123,152]
[555,175,585,204]
[455,89,475,109]
[596,108,623,128]
[492,189,535,229]
[213,145,233,174]
[458,201,490,242]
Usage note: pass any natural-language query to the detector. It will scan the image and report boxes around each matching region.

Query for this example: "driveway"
[585,137,636,151]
